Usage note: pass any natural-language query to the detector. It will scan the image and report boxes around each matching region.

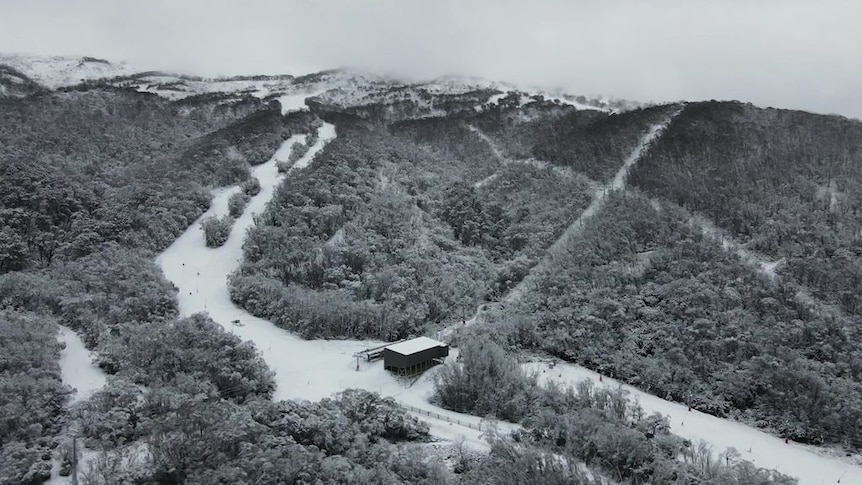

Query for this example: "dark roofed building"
[383,337,449,376]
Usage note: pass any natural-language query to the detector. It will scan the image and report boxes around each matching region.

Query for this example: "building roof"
[385,336,446,355]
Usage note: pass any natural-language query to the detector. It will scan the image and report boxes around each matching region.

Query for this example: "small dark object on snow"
[232,319,243,326]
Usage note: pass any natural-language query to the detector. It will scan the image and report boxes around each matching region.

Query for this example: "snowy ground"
[48,326,108,484]
[56,325,107,403]
[0,53,138,89]
[277,88,328,115]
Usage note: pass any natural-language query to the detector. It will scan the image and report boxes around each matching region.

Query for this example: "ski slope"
[48,326,108,484]
[56,325,107,403]
[156,122,511,449]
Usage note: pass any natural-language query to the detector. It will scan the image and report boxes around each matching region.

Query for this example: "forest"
[0,81,446,484]
[2,63,860,483]
[483,190,862,449]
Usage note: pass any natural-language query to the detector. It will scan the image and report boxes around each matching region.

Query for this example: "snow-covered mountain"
[0,53,138,89]
[0,52,635,114]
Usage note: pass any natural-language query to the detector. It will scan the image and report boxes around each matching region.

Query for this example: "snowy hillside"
[0,52,626,114]
[0,53,138,89]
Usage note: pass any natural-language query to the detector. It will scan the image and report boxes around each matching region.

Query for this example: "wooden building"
[383,337,449,376]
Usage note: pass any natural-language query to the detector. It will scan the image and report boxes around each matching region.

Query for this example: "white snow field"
[55,325,107,403]
[156,121,511,449]
[48,326,108,484]
[0,53,138,89]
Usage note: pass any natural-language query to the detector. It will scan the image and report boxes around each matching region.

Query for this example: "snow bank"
[0,53,137,89]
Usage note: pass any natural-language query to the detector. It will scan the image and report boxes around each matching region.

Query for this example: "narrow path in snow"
[56,325,107,403]
[503,112,679,305]
[688,213,847,322]
[467,124,508,163]
[157,122,512,447]
[48,326,108,484]
[473,157,579,189]
[439,113,680,339]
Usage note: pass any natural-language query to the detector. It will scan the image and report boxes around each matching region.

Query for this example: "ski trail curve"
[157,122,513,445]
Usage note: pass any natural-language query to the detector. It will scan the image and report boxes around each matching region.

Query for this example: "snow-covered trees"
[200,215,232,248]
[492,189,862,450]
[435,334,796,484]
[227,191,250,218]
[240,176,261,196]
[0,311,68,484]
[230,126,494,340]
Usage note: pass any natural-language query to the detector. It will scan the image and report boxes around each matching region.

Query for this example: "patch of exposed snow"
[56,325,107,403]
[277,88,327,114]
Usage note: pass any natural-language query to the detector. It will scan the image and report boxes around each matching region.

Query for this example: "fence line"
[400,404,484,431]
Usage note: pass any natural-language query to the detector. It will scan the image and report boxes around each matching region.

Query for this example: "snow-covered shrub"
[227,192,250,218]
[240,177,261,196]
[200,215,232,247]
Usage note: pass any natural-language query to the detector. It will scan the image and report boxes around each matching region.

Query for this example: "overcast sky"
[1,0,860,118]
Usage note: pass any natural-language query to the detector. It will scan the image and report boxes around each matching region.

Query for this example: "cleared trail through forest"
[467,124,508,163]
[438,112,681,339]
[688,212,847,322]
[47,326,108,484]
[157,121,514,449]
[468,124,575,189]
[504,111,680,305]
[448,107,862,483]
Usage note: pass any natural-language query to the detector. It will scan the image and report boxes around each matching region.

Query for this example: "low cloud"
[1,0,859,118]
